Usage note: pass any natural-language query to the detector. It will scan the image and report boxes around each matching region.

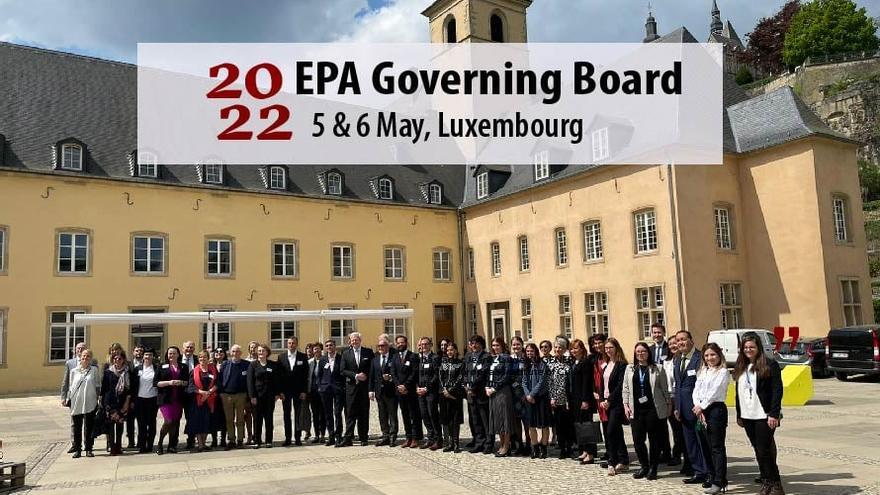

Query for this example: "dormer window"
[138,151,158,178]
[378,177,393,200]
[429,183,442,204]
[327,172,342,195]
[476,172,489,199]
[269,166,286,190]
[534,150,549,181]
[204,163,223,184]
[61,144,82,171]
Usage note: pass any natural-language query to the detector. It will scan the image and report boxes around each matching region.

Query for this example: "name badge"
[423,364,430,369]
[296,360,303,365]
[490,363,499,370]
[476,364,483,370]
[687,369,696,377]
[206,374,214,379]
[519,363,524,370]
[138,370,143,376]
[241,371,247,376]
[638,396,649,404]
[162,364,169,369]
[324,363,331,369]
[405,361,411,366]
[266,369,273,373]
[362,357,368,361]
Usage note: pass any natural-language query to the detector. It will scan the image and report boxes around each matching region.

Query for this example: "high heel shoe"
[580,455,595,465]
[704,484,727,494]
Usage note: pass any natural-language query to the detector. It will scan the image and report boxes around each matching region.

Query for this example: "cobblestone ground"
[1,375,879,495]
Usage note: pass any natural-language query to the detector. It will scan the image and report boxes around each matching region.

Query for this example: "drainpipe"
[667,162,688,331]
[457,209,468,346]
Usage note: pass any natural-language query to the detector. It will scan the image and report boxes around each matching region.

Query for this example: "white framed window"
[273,241,297,277]
[476,172,489,199]
[206,238,232,276]
[559,294,572,338]
[534,150,549,181]
[714,206,734,250]
[429,184,442,204]
[204,163,223,184]
[636,286,665,339]
[269,166,286,190]
[521,298,533,341]
[719,283,743,329]
[433,249,451,281]
[49,310,86,362]
[138,151,158,178]
[518,236,530,272]
[269,306,298,352]
[490,242,501,276]
[378,178,393,199]
[61,144,83,171]
[841,279,863,326]
[327,172,342,195]
[329,305,354,346]
[201,308,231,351]
[583,221,603,261]
[833,195,850,242]
[468,303,478,335]
[133,235,165,274]
[332,244,353,278]
[555,228,568,266]
[591,127,609,161]
[634,209,658,254]
[0,227,6,273]
[585,291,609,336]
[57,231,89,274]
[467,247,475,280]
[384,247,404,280]
[383,304,407,337]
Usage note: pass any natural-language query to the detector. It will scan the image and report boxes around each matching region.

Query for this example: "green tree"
[783,0,879,68]
[859,159,880,202]
[735,66,755,85]
[742,0,801,74]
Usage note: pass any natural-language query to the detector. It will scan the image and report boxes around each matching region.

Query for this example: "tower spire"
[710,0,723,35]
[643,2,660,43]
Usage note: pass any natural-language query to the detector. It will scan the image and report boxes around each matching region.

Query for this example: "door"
[490,309,507,342]
[434,305,454,344]
[130,309,166,354]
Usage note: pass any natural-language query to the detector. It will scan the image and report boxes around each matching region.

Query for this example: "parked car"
[775,337,830,378]
[707,329,778,367]
[826,326,880,381]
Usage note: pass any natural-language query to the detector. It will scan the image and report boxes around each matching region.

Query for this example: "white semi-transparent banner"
[138,43,723,165]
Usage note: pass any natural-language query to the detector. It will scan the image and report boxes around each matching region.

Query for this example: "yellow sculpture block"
[723,364,814,407]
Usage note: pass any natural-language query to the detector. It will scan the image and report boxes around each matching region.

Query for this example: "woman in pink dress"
[155,346,189,454]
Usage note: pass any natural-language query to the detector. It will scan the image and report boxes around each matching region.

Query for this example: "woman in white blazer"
[622,342,671,481]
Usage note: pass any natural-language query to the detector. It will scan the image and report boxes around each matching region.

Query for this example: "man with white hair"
[219,344,250,449]
[61,342,96,453]
[370,335,398,446]
[340,332,374,446]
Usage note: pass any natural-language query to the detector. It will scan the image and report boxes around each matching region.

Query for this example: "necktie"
[381,355,386,369]
[680,354,687,375]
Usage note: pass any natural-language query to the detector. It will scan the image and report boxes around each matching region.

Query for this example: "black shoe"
[647,468,658,480]
[702,481,713,489]
[464,440,475,448]
[668,457,681,466]
[156,446,164,456]
[127,441,135,449]
[326,439,335,447]
[453,443,461,453]
[754,477,764,484]
[683,476,708,485]
[680,468,695,477]
[138,447,149,454]
[295,440,302,446]
[67,446,77,454]
[72,451,81,458]
[265,443,273,448]
[224,444,234,451]
[360,440,369,447]
[282,440,292,446]
[312,437,323,444]
[389,436,398,447]
[443,444,455,452]
[85,451,94,458]
[483,446,494,455]
[540,446,548,459]
[469,445,483,454]
[600,461,609,469]
[633,468,649,479]
[376,438,390,447]
[167,447,177,454]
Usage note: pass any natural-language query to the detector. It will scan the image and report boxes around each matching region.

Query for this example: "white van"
[706,329,778,367]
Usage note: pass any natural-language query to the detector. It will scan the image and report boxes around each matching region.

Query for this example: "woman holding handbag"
[599,337,630,476]
[102,350,132,456]
[622,342,671,481]
[569,339,597,464]
[439,342,465,452]
[64,349,101,458]
[521,342,551,459]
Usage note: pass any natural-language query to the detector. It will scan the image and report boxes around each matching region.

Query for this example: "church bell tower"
[422,0,532,44]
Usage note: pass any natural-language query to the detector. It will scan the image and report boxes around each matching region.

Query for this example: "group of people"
[60,324,785,495]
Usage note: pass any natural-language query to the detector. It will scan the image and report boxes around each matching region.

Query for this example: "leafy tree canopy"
[783,0,879,68]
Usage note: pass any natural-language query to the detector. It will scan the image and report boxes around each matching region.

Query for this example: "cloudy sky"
[1,0,878,63]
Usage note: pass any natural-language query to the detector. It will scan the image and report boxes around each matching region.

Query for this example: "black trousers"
[743,418,780,482]
[321,390,345,441]
[135,397,158,450]
[309,390,326,437]
[253,396,275,445]
[418,391,441,443]
[704,403,728,486]
[605,404,630,466]
[281,394,303,442]
[72,411,95,452]
[669,415,691,469]
[470,398,493,449]
[109,422,125,449]
[552,405,574,452]
[343,388,370,441]
[630,407,663,470]
[398,391,423,441]
[126,401,136,445]
[376,392,399,439]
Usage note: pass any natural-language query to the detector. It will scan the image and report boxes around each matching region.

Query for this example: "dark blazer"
[464,350,491,401]
[521,359,548,398]
[307,357,321,393]
[569,358,595,412]
[247,360,281,400]
[391,349,419,393]
[735,358,783,420]
[439,357,465,399]
[341,346,374,395]
[417,352,441,393]
[131,364,159,398]
[486,353,512,389]
[649,340,671,362]
[154,362,189,407]
[673,350,703,421]
[317,353,344,394]
[599,360,627,407]
[370,352,397,396]
[276,350,309,396]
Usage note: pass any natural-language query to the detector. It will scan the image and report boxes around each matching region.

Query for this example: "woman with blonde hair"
[693,342,731,494]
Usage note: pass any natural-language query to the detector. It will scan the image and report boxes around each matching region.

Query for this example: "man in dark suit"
[317,339,345,447]
[464,334,493,454]
[277,336,309,446]
[672,330,710,486]
[341,332,374,446]
[392,334,423,448]
[370,335,399,446]
[648,323,673,463]
[416,336,442,450]
[307,342,326,444]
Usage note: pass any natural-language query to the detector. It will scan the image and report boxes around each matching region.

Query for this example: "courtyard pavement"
[1,373,879,495]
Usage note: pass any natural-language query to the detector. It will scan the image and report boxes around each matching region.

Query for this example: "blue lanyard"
[638,367,648,394]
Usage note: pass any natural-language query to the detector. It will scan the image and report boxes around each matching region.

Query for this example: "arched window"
[490,14,504,42]
[378,178,393,199]
[429,184,442,204]
[327,172,342,195]
[446,17,457,43]
[269,166,286,190]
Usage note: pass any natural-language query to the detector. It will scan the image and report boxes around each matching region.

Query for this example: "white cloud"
[336,0,428,43]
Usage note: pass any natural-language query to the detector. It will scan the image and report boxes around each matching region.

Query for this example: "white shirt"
[737,365,767,420]
[138,365,158,398]
[353,347,361,363]
[287,351,297,363]
[603,361,615,399]
[692,366,730,409]
[327,353,336,372]
[662,358,676,394]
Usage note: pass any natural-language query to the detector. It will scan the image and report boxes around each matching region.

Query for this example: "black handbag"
[573,420,603,446]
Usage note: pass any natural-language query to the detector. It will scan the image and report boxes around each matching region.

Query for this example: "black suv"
[826,326,880,381]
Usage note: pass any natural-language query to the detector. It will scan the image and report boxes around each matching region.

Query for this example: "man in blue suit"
[317,339,345,447]
[672,330,710,486]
